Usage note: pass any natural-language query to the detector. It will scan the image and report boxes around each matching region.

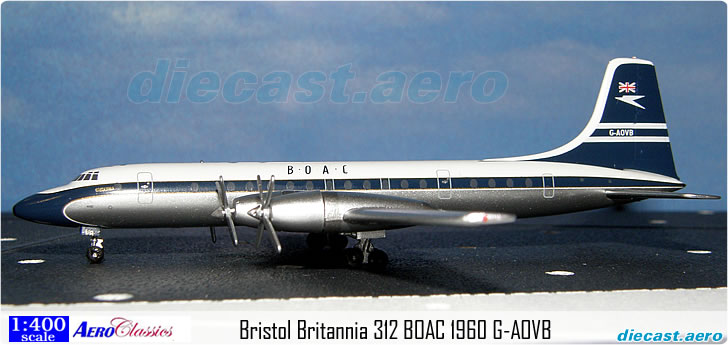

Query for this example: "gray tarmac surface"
[1,209,725,305]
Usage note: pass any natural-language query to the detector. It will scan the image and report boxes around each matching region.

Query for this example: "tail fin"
[497,58,679,179]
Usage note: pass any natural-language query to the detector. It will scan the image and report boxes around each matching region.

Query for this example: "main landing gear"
[344,239,388,270]
[305,233,349,251]
[81,226,104,264]
[306,231,389,270]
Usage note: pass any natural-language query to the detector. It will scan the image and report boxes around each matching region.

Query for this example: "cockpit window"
[73,171,99,182]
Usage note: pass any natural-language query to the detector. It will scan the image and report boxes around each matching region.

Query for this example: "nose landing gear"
[81,226,104,264]
[87,238,104,263]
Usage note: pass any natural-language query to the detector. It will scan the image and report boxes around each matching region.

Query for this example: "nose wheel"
[81,226,104,264]
[86,238,104,264]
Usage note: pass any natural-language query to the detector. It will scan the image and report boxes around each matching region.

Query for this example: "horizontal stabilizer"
[605,190,721,200]
[344,208,516,227]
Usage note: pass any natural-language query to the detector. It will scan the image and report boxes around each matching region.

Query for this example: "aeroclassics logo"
[127,59,509,105]
[73,317,173,338]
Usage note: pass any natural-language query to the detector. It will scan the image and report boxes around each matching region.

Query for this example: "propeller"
[247,175,282,253]
[215,176,239,246]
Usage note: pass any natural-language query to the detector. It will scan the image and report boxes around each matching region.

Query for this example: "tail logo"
[615,81,645,109]
[618,81,637,93]
[615,94,646,109]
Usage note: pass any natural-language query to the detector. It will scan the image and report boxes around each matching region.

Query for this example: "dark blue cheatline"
[12,192,77,227]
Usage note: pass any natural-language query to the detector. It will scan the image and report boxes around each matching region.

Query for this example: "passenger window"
[191,182,199,192]
[363,180,371,190]
[488,178,496,188]
[246,182,255,191]
[506,178,514,188]
[419,179,427,188]
[525,178,533,187]
[286,181,295,190]
[344,180,353,190]
[400,180,409,189]
[470,179,478,188]
[306,181,314,190]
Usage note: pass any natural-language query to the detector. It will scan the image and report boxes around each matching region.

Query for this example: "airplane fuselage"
[15,160,684,230]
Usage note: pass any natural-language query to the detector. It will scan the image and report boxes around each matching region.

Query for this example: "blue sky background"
[2,2,726,212]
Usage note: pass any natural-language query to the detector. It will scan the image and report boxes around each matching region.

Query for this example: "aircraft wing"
[605,190,720,200]
[343,208,516,227]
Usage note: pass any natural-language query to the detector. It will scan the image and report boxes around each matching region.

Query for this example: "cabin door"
[436,169,452,199]
[137,172,154,204]
[542,173,554,199]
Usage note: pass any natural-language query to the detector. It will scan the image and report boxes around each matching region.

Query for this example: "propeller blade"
[225,209,239,246]
[256,223,264,247]
[256,175,264,202]
[261,216,282,253]
[215,176,238,246]
[264,175,275,208]
[216,176,229,208]
[209,226,217,243]
[253,174,280,253]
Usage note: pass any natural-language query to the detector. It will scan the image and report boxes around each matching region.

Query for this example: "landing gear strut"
[82,226,104,264]
[344,239,388,270]
[344,231,388,270]
[306,232,389,270]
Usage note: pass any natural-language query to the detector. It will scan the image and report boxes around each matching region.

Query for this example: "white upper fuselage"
[44,160,683,194]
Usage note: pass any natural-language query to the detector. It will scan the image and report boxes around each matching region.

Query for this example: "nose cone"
[13,193,76,227]
[12,195,36,221]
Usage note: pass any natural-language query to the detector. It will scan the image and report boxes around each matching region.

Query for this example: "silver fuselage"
[13,160,684,232]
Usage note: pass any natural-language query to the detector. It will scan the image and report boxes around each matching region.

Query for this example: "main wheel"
[328,234,349,251]
[306,233,326,251]
[344,248,364,268]
[86,247,104,264]
[367,249,389,271]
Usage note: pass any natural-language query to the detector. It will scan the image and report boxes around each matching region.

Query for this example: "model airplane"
[13,58,719,268]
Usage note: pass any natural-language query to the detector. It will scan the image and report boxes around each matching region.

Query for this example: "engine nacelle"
[233,191,431,233]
